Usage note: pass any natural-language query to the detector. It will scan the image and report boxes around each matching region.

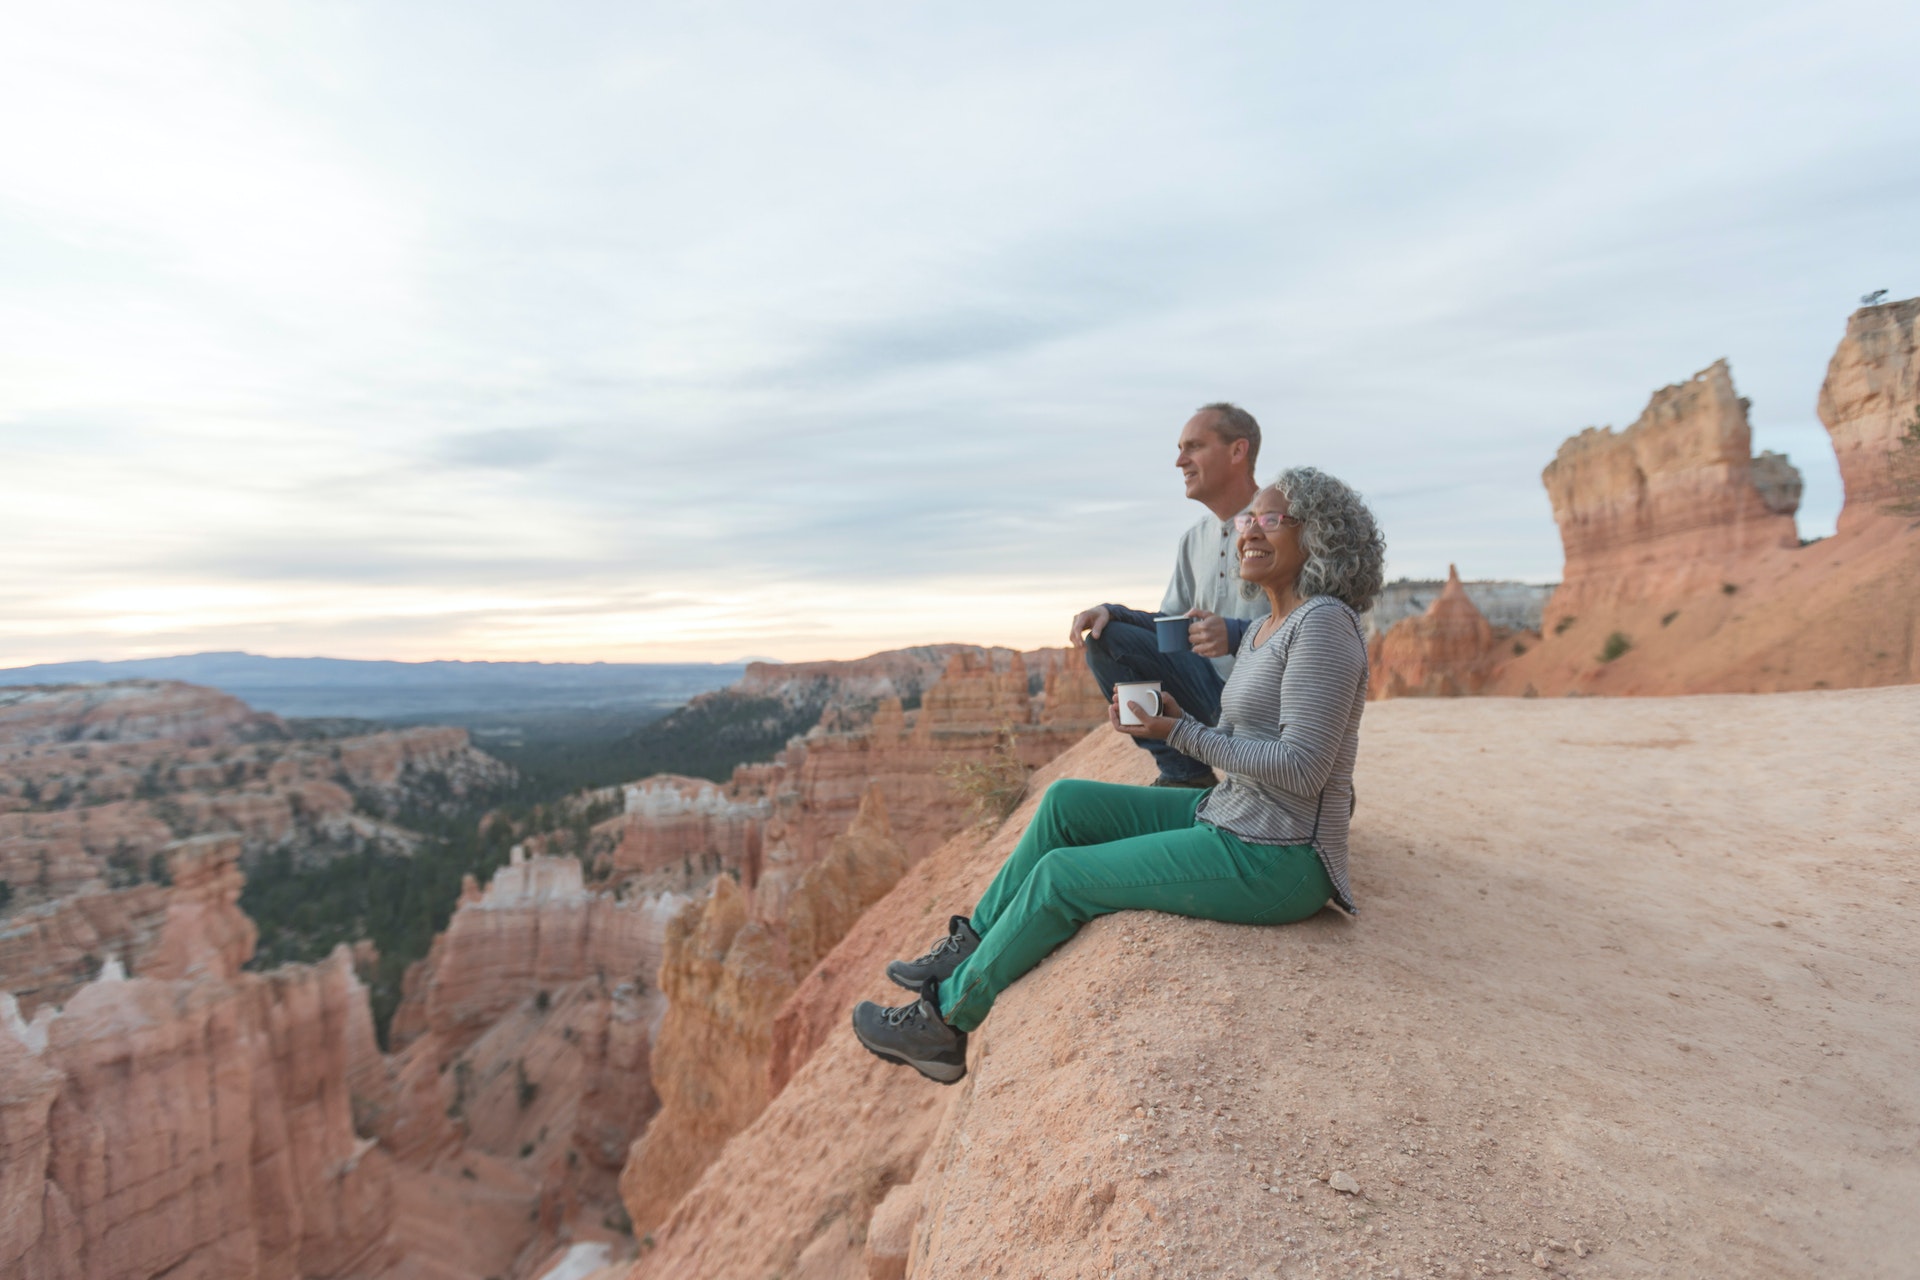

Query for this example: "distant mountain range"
[0,651,748,732]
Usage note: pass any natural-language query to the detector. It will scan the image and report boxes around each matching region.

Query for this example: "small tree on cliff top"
[1886,406,1920,518]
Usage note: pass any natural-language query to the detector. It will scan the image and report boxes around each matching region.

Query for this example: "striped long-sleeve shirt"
[1167,596,1368,914]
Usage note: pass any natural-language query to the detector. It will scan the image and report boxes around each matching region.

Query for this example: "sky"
[3,1,1917,666]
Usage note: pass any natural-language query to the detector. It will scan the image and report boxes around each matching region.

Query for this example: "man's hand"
[1109,688,1185,740]
[1069,605,1112,649]
[1186,609,1229,658]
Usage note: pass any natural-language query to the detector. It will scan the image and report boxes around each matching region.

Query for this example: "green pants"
[938,778,1333,1032]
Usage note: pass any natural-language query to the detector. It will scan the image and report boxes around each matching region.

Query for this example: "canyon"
[2,646,1108,1279]
[7,300,1917,1280]
[0,682,511,1015]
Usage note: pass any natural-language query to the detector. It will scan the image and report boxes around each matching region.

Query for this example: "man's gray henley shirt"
[1160,502,1271,680]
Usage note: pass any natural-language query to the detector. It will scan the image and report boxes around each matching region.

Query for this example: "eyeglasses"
[1234,511,1301,532]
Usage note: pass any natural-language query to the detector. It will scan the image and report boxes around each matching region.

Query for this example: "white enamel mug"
[1115,680,1162,726]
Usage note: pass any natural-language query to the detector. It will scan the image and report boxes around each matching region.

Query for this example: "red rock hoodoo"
[0,836,393,1280]
[1368,565,1509,698]
[362,847,681,1275]
[1819,296,1920,529]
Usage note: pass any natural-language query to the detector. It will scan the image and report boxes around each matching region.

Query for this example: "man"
[1070,402,1269,787]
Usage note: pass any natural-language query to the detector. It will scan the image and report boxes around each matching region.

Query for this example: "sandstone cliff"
[0,835,393,1280]
[617,789,911,1235]
[1818,296,1920,528]
[1490,302,1920,696]
[362,848,683,1275]
[596,648,1103,1240]
[1539,359,1799,614]
[564,647,1102,892]
[732,647,974,709]
[609,685,1919,1279]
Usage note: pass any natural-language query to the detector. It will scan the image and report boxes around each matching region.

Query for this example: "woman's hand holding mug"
[1110,686,1184,739]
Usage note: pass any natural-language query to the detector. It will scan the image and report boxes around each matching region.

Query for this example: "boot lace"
[881,999,929,1029]
[909,932,964,967]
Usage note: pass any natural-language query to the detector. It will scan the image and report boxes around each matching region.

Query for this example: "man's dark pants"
[1083,621,1224,782]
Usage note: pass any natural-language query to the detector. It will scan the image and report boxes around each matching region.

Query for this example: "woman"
[852,467,1384,1084]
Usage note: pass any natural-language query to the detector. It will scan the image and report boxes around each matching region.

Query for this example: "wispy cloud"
[1,0,1916,664]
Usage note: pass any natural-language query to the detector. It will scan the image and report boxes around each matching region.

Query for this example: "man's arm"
[1071,603,1160,645]
[1101,604,1159,630]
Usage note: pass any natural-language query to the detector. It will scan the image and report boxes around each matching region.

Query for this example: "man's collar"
[1219,498,1256,531]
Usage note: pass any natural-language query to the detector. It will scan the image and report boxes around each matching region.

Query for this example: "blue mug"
[1154,615,1193,653]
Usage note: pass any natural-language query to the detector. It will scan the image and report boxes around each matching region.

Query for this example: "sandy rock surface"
[626,687,1919,1279]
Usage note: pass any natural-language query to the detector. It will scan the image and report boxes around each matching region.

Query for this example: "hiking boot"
[1151,770,1218,789]
[851,981,968,1085]
[886,915,980,990]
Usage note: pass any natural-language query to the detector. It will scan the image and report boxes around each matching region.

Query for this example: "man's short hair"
[1197,402,1260,473]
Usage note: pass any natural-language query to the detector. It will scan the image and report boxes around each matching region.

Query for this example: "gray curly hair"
[1267,467,1386,613]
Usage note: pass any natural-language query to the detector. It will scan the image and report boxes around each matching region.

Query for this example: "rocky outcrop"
[0,835,393,1280]
[0,881,171,1016]
[0,681,264,754]
[1369,566,1511,698]
[365,848,685,1272]
[619,788,911,1237]
[579,651,1103,1241]
[1496,305,1920,696]
[598,776,770,887]
[0,1003,79,1280]
[1818,296,1920,527]
[395,854,680,1056]
[616,875,789,1236]
[569,648,1101,899]
[1362,578,1554,639]
[613,685,1920,1278]
[732,647,973,708]
[142,833,259,982]
[1540,359,1800,615]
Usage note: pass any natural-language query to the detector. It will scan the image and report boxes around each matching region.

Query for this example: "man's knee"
[1080,638,1112,689]
[1084,620,1162,690]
